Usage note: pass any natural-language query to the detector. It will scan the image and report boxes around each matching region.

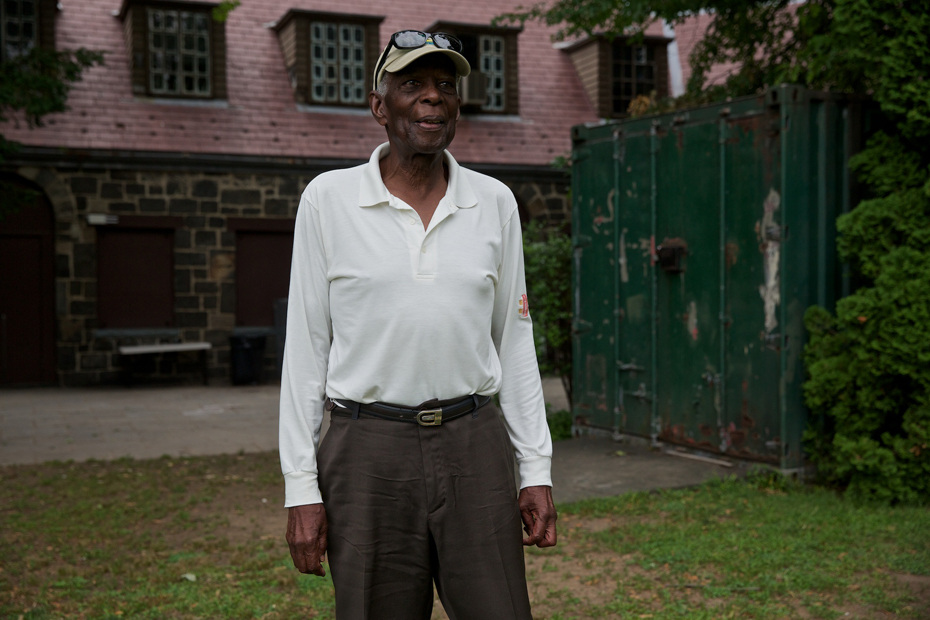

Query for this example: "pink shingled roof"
[673,12,769,91]
[2,0,603,166]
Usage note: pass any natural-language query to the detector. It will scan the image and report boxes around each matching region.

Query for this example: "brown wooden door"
[236,230,293,326]
[0,183,56,385]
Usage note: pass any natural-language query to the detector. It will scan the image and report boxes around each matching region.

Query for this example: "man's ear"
[369,91,388,127]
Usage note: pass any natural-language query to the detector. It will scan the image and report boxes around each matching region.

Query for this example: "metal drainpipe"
[650,123,660,446]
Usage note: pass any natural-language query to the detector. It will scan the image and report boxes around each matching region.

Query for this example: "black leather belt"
[327,394,491,427]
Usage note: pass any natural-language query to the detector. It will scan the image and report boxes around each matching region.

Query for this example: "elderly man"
[280,30,556,618]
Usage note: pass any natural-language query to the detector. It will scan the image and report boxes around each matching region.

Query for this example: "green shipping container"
[571,85,874,471]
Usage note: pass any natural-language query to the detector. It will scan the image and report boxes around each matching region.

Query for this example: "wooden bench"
[118,342,212,385]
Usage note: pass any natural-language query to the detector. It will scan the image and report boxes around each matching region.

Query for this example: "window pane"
[147,8,211,97]
[1,0,38,59]
[478,35,506,111]
[612,41,656,116]
[310,22,366,104]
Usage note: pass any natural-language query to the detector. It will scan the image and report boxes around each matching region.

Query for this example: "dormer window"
[119,0,228,100]
[274,10,382,108]
[1,0,56,60]
[565,35,670,119]
[428,22,521,115]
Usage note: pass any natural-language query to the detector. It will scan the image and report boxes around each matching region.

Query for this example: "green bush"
[546,409,573,441]
[803,133,930,505]
[523,220,573,408]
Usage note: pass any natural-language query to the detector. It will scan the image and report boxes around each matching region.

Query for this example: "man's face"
[371,54,461,156]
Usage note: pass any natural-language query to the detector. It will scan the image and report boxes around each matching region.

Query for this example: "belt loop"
[349,401,360,420]
[471,394,480,418]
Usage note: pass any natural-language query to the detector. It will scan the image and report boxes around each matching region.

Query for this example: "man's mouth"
[416,116,445,129]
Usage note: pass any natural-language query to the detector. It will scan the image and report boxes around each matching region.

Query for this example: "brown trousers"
[317,401,532,619]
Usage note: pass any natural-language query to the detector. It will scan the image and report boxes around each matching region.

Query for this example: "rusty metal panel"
[571,127,621,430]
[613,125,656,439]
[572,86,865,470]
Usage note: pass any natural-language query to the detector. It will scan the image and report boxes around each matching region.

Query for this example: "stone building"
[1,0,683,386]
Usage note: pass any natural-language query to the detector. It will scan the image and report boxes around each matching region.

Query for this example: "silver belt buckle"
[416,408,443,426]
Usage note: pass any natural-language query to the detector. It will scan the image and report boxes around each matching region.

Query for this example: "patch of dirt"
[7,456,928,620]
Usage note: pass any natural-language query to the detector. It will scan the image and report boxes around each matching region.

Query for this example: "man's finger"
[305,550,326,577]
[520,506,544,546]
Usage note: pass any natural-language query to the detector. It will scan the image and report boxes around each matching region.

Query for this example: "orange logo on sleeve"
[518,294,529,318]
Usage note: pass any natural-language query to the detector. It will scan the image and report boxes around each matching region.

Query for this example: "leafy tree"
[502,0,930,501]
[1,47,103,219]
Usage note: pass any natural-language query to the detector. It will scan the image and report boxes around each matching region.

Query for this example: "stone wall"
[11,161,569,386]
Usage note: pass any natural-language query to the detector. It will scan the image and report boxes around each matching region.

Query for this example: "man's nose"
[420,80,442,102]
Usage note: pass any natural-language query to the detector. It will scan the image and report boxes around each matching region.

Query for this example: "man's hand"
[286,503,328,576]
[518,485,557,548]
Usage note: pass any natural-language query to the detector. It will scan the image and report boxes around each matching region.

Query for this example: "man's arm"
[280,188,331,516]
[286,504,328,576]
[519,485,557,548]
[489,198,558,546]
[490,202,554,485]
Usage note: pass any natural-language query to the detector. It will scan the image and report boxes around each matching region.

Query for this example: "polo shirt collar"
[358,142,478,210]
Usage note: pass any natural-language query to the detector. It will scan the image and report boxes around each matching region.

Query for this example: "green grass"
[2,453,928,618]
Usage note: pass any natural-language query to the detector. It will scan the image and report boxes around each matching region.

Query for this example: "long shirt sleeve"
[279,189,331,507]
[492,206,553,489]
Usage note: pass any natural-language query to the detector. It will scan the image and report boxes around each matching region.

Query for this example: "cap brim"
[374,46,471,90]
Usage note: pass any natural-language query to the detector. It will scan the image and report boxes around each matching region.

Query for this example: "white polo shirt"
[279,143,552,507]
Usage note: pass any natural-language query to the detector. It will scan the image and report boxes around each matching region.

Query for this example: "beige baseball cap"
[373,33,471,90]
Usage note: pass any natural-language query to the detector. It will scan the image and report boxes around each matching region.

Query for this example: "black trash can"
[229,334,267,385]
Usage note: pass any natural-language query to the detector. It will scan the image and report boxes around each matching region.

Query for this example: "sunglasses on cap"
[373,30,463,88]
